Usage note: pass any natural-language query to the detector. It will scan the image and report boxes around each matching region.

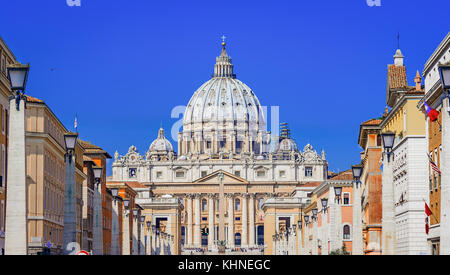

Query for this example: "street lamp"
[321,198,328,213]
[111,188,119,197]
[62,131,79,254]
[64,132,78,163]
[297,220,302,230]
[312,208,318,221]
[7,63,30,110]
[439,65,450,113]
[123,199,130,209]
[92,166,103,188]
[381,132,395,161]
[334,186,342,204]
[304,215,310,225]
[352,165,364,188]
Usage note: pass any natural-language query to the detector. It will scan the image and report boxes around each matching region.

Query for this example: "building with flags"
[380,46,429,255]
[418,31,450,255]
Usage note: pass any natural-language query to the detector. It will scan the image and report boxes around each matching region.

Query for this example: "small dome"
[149,127,174,153]
[277,138,298,152]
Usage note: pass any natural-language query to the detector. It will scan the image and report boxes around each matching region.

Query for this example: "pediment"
[194,170,248,184]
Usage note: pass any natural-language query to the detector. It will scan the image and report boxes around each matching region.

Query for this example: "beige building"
[25,95,85,255]
[0,36,17,255]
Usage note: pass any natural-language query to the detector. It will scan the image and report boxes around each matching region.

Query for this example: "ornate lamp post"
[381,132,396,255]
[320,198,329,255]
[62,132,78,255]
[333,186,343,251]
[92,166,103,255]
[5,63,29,255]
[438,65,450,253]
[110,188,120,255]
[122,199,131,255]
[352,164,364,255]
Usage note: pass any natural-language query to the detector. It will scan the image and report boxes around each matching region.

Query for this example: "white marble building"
[110,41,328,253]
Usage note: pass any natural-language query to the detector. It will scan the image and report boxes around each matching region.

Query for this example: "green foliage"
[329,244,350,255]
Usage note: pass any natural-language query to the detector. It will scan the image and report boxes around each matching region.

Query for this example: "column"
[227,194,235,248]
[353,182,363,255]
[122,210,130,255]
[139,223,145,255]
[249,194,255,247]
[5,97,27,255]
[111,199,120,255]
[194,194,201,247]
[187,195,193,247]
[92,184,103,255]
[208,194,215,250]
[146,226,151,255]
[63,153,77,255]
[441,92,450,254]
[132,216,139,255]
[381,154,395,255]
[336,200,343,251]
[151,229,156,255]
[329,188,337,252]
[312,219,318,255]
[242,195,248,247]
[322,209,329,255]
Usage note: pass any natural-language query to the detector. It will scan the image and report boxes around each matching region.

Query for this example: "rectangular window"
[206,141,211,149]
[201,171,207,178]
[343,193,350,205]
[279,170,286,178]
[176,171,185,178]
[156,171,162,179]
[256,170,266,178]
[305,167,313,177]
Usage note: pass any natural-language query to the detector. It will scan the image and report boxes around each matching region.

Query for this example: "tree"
[329,244,350,255]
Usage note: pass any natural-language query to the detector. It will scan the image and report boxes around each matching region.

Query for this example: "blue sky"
[1,0,449,175]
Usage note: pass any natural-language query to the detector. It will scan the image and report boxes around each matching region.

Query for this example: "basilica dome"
[149,127,174,153]
[277,138,298,152]
[183,42,265,129]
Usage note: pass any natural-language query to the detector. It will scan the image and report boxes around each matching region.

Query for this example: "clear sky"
[1,0,449,175]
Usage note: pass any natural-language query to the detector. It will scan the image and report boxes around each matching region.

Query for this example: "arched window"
[202,199,207,212]
[343,225,351,240]
[235,199,241,211]
[235,233,241,247]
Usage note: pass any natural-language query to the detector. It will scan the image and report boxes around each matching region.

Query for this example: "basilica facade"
[108,41,328,254]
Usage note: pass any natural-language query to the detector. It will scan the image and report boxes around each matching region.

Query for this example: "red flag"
[425,202,432,217]
[425,217,430,235]
[424,101,440,122]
